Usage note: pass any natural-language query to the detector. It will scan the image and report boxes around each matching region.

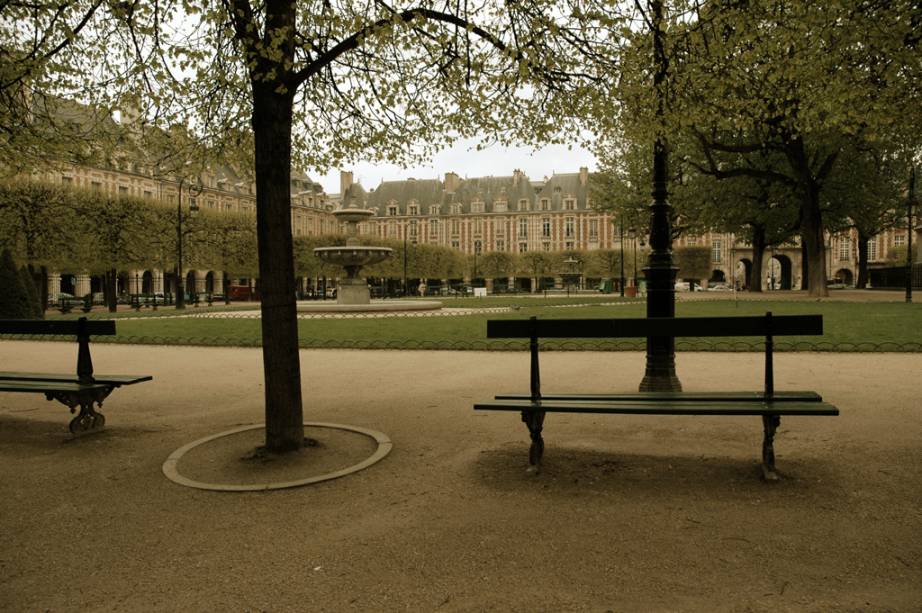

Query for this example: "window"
[429,205,440,215]
[474,240,482,254]
[542,242,551,252]
[867,237,878,261]
[408,222,418,238]
[686,235,698,246]
[589,219,599,239]
[189,196,198,209]
[540,199,550,211]
[451,240,460,249]
[495,239,505,252]
[565,241,574,250]
[451,219,460,235]
[519,242,528,253]
[473,218,483,235]
[408,205,418,216]
[429,219,439,236]
[542,218,551,238]
[387,205,398,216]
[117,185,128,195]
[564,198,576,211]
[494,202,507,213]
[387,221,396,237]
[451,204,462,215]
[91,181,102,191]
[519,199,530,211]
[143,190,153,199]
[518,218,528,238]
[565,217,574,238]
[838,240,851,261]
[711,239,722,263]
[894,234,906,247]
[471,202,484,213]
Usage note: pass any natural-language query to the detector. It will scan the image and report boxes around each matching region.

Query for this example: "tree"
[673,246,709,287]
[518,252,555,291]
[19,266,43,318]
[0,249,30,319]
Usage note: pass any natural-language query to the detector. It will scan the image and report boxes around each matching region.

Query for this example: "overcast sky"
[316,138,598,195]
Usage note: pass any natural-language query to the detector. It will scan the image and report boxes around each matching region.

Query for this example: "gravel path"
[1,342,920,611]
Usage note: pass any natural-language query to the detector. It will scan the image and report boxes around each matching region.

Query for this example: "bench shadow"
[471,443,842,501]
[0,414,165,454]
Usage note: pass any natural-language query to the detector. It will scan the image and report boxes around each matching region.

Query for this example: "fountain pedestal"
[314,207,393,306]
[337,278,372,305]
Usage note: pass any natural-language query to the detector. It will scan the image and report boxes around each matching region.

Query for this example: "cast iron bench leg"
[761,414,781,481]
[45,389,112,436]
[521,410,545,468]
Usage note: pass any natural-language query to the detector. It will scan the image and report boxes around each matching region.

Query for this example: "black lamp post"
[619,217,625,297]
[907,165,916,303]
[175,175,201,310]
[403,218,417,298]
[639,0,681,392]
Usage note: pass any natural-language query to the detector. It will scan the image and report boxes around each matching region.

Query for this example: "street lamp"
[473,241,481,285]
[403,218,417,298]
[907,165,916,303]
[175,175,201,310]
[639,0,681,392]
[619,217,625,297]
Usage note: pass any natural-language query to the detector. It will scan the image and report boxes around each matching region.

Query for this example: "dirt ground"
[1,341,920,612]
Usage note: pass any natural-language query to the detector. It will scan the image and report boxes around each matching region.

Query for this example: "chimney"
[579,166,589,186]
[512,169,523,187]
[444,172,460,193]
[339,170,353,198]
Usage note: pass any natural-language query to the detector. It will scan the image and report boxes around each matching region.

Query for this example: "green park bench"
[474,313,839,480]
[0,318,152,435]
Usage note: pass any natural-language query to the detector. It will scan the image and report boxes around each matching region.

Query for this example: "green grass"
[57,300,920,351]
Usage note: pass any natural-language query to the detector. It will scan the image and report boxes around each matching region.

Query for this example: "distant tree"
[18,266,42,318]
[673,246,710,288]
[0,250,30,319]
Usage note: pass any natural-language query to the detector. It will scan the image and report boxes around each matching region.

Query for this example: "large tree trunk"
[252,84,304,453]
[800,185,829,297]
[856,228,870,288]
[749,224,766,292]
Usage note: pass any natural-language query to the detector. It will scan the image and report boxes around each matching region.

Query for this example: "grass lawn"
[57,299,921,351]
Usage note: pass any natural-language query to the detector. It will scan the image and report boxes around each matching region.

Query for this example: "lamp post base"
[639,371,683,392]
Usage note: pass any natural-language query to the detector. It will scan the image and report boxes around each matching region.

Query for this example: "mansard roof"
[366,178,443,213]
[536,172,591,209]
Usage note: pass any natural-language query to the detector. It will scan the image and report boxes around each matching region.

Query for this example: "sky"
[316,138,598,195]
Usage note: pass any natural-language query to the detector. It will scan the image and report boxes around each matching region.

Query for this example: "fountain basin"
[314,246,393,269]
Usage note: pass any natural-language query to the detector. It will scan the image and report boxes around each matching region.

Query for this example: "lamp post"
[619,217,625,297]
[639,0,681,392]
[403,218,417,298]
[907,165,915,303]
[175,175,201,310]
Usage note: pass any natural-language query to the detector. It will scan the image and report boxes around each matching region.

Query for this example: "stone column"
[213,272,224,295]
[486,278,494,293]
[195,270,207,292]
[153,270,164,294]
[47,272,61,303]
[127,270,141,294]
[74,274,91,297]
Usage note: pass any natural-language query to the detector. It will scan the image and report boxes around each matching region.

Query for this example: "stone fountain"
[314,206,392,305]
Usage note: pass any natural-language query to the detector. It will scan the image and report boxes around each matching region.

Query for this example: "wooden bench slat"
[0,380,110,394]
[474,399,839,416]
[494,391,823,402]
[0,372,152,385]
[487,315,822,339]
[0,319,116,336]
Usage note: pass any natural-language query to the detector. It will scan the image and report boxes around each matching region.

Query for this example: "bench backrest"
[0,317,116,383]
[488,313,823,402]
[487,314,822,339]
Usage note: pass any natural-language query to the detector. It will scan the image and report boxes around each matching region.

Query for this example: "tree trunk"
[105,268,118,312]
[252,84,304,453]
[856,229,869,288]
[800,186,829,297]
[749,224,766,292]
[801,242,809,291]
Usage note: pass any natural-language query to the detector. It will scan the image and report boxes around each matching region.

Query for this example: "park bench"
[474,313,839,480]
[0,317,151,435]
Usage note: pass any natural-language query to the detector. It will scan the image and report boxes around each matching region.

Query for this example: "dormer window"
[540,199,550,211]
[429,205,440,215]
[388,205,398,216]
[564,198,576,211]
[494,202,507,213]
[471,202,485,213]
[409,205,419,215]
[519,199,530,211]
